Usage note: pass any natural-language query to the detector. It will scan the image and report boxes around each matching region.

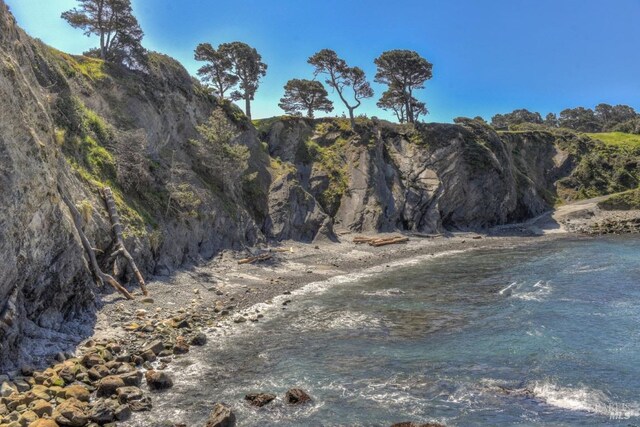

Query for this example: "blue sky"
[6,0,640,123]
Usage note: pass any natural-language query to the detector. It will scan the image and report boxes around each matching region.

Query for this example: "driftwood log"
[353,235,410,247]
[238,253,272,265]
[102,187,148,296]
[369,236,409,247]
[58,187,134,300]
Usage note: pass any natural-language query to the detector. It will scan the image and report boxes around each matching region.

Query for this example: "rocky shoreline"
[0,228,627,427]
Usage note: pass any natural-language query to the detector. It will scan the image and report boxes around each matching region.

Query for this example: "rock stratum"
[1,0,638,368]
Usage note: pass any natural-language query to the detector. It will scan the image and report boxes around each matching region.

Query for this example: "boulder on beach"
[190,332,208,346]
[205,402,236,427]
[97,375,125,397]
[285,388,312,404]
[145,370,174,390]
[244,392,276,407]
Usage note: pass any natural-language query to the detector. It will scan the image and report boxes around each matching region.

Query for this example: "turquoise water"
[131,236,640,426]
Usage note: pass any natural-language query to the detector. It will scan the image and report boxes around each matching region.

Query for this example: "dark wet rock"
[173,336,190,355]
[174,319,191,329]
[20,365,35,376]
[204,403,236,427]
[88,398,118,424]
[115,403,132,421]
[128,396,153,412]
[244,393,276,407]
[143,341,165,356]
[285,388,311,404]
[145,370,173,391]
[119,371,143,387]
[96,376,125,398]
[190,332,207,346]
[81,354,103,369]
[115,354,131,363]
[87,365,110,381]
[140,350,157,362]
[116,386,144,404]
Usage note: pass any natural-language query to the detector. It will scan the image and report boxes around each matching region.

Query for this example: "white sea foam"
[211,249,470,339]
[499,280,552,301]
[531,381,640,419]
[498,281,518,296]
[361,288,406,297]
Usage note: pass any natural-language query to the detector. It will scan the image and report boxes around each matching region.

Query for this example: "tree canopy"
[218,42,267,121]
[377,88,427,123]
[194,43,238,100]
[374,50,432,123]
[490,105,639,133]
[491,109,543,130]
[62,0,146,68]
[308,49,373,128]
[279,79,333,118]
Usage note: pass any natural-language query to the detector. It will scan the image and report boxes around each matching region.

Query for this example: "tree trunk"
[407,87,415,123]
[245,96,252,120]
[348,107,356,129]
[98,0,106,59]
[58,187,133,300]
[102,187,149,296]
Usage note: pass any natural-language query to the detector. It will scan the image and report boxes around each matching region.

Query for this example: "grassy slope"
[585,132,640,150]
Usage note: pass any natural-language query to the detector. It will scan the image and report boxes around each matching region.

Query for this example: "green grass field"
[585,132,640,150]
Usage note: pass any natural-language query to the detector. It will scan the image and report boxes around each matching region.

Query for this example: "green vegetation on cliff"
[598,188,640,211]
[585,132,640,150]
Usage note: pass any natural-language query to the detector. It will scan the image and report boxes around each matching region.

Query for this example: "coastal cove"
[2,1,640,426]
[99,233,640,426]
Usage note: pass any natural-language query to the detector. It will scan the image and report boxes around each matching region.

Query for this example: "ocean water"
[127,236,640,427]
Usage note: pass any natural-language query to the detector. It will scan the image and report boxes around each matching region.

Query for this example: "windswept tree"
[595,104,637,130]
[194,43,238,100]
[61,0,146,68]
[219,42,267,120]
[308,49,373,128]
[279,79,334,118]
[374,50,432,123]
[490,109,543,130]
[544,112,559,128]
[558,107,600,132]
[377,87,427,123]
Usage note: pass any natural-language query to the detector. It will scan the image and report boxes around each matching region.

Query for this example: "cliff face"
[0,1,98,367]
[0,0,619,369]
[0,1,328,368]
[259,118,567,234]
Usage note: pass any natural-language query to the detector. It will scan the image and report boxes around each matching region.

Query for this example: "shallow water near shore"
[126,235,640,426]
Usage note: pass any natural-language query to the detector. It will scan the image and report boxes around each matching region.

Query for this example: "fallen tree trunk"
[354,235,410,247]
[58,187,134,300]
[238,253,272,265]
[102,187,148,296]
[369,236,409,247]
